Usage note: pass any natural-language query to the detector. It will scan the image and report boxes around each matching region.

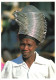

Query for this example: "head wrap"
[13,5,47,43]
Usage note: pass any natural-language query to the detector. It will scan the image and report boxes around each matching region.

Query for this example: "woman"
[1,5,55,79]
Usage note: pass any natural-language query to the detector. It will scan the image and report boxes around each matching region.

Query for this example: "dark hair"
[18,34,40,45]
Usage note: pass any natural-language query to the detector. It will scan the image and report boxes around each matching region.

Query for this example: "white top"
[1,51,55,80]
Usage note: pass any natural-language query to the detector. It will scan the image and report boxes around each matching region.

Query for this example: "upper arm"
[48,60,55,79]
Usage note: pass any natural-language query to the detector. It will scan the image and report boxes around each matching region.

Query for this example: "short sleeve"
[48,60,55,79]
[1,61,12,79]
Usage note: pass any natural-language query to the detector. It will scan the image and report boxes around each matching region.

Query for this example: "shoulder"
[35,51,55,65]
[1,61,19,78]
[12,54,23,64]
[2,54,23,71]
[2,61,18,71]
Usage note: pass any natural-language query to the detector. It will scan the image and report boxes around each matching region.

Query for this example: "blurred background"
[1,2,55,64]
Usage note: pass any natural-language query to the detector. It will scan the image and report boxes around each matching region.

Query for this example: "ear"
[36,43,40,48]
[36,45,38,48]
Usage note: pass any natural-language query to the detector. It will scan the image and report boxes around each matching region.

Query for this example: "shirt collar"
[12,51,48,66]
[34,51,48,65]
[12,54,23,64]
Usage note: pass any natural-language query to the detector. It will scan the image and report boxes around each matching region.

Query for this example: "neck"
[23,53,36,68]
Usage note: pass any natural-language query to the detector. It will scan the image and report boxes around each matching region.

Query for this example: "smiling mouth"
[21,50,29,54]
[24,51,29,52]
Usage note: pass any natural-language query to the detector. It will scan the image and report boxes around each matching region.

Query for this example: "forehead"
[20,38,36,44]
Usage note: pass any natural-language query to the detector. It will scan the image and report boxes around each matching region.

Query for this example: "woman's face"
[19,38,37,58]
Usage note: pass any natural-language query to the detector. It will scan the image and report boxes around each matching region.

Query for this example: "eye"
[20,43,25,46]
[28,44,32,47]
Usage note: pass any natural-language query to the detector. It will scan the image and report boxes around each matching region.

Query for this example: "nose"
[24,45,28,50]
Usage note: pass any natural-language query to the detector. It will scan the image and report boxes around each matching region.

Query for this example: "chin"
[23,55,28,58]
[22,54,30,59]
